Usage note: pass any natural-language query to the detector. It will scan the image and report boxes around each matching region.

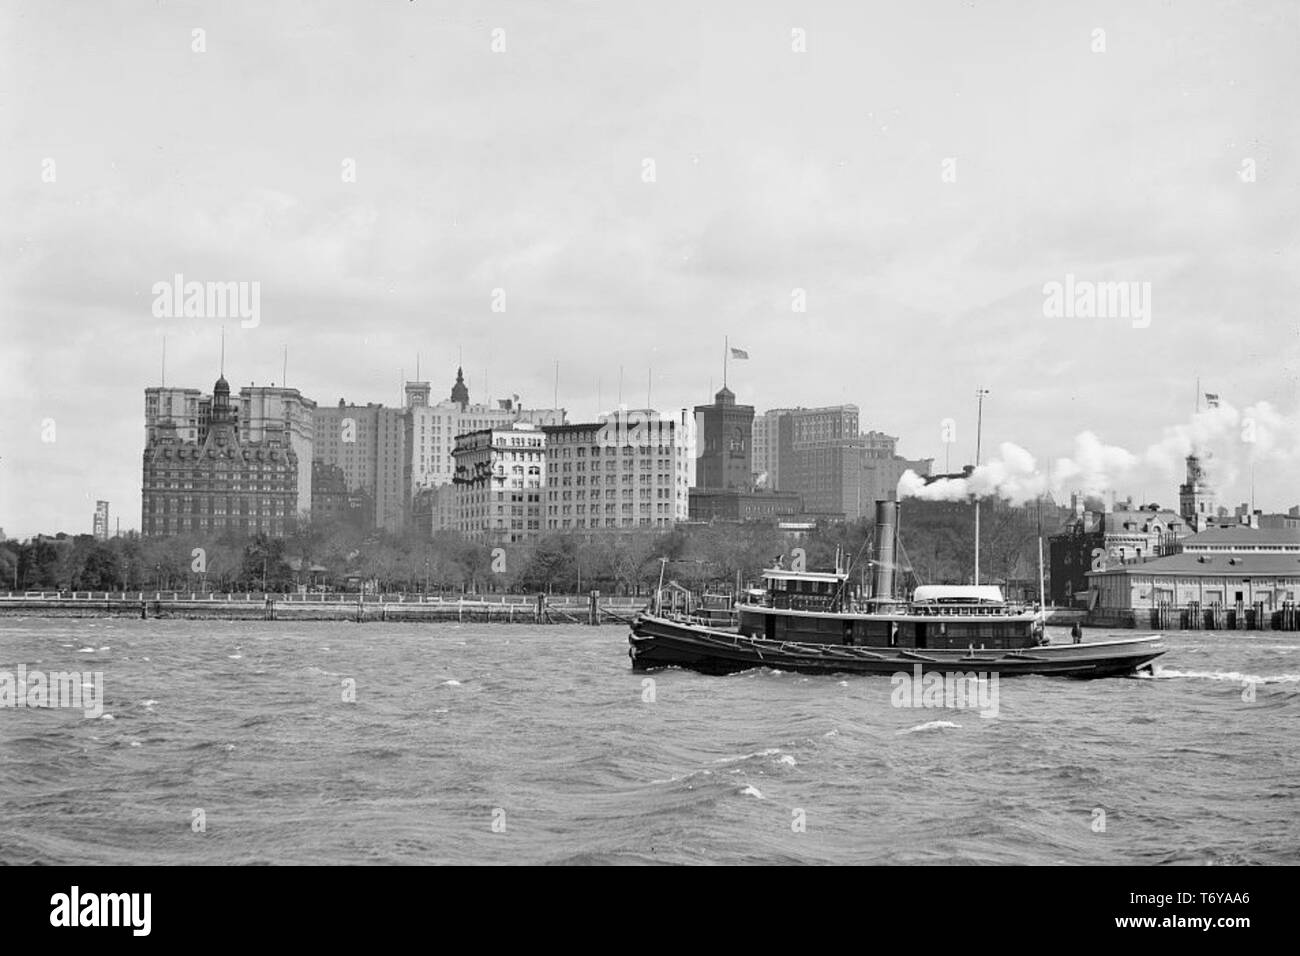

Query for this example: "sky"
[1,0,1297,537]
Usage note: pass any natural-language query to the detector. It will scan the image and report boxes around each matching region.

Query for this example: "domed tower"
[1179,451,1216,532]
[450,366,470,408]
[211,374,234,425]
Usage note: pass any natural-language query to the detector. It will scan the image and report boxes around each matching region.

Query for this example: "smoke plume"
[898,400,1298,505]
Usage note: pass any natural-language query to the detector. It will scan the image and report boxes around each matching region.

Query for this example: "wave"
[712,747,782,765]
[1153,667,1299,684]
[899,720,961,733]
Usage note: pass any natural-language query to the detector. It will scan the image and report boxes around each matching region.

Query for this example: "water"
[1,619,1296,864]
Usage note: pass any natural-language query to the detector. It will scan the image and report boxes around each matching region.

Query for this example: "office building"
[142,373,298,537]
[451,423,546,544]
[542,409,694,531]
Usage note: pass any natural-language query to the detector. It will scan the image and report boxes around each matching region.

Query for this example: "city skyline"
[3,1,1298,537]
[4,350,1296,540]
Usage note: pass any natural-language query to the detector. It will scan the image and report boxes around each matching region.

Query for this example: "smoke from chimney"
[897,399,1297,505]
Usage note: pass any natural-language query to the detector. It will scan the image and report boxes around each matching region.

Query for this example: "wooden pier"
[1093,600,1299,631]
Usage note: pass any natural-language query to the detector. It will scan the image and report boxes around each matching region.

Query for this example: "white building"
[542,409,694,532]
[405,368,564,530]
[451,423,546,544]
[751,408,791,489]
[239,385,316,519]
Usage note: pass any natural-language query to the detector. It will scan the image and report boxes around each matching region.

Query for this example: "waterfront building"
[1048,498,1189,604]
[693,387,754,492]
[1172,525,1300,555]
[404,367,565,531]
[142,374,298,537]
[451,423,546,544]
[147,382,315,517]
[1088,551,1300,615]
[542,409,694,531]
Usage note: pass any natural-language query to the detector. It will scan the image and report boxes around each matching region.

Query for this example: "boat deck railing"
[746,595,1036,617]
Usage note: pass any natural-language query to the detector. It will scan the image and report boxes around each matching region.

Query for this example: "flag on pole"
[730,347,749,359]
[1205,393,1220,408]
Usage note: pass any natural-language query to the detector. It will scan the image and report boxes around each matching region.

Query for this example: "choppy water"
[0,619,1296,864]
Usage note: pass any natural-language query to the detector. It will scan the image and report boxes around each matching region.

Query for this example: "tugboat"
[628,500,1165,678]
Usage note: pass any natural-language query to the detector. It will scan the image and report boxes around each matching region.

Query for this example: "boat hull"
[628,614,1165,679]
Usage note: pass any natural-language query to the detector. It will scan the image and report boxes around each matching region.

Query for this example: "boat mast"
[656,557,667,615]
[973,387,989,586]
[1037,495,1047,618]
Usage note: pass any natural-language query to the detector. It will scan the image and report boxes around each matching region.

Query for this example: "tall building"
[1179,452,1217,532]
[760,409,930,519]
[778,405,860,516]
[146,382,315,517]
[452,423,546,544]
[142,374,298,537]
[854,432,933,517]
[751,408,791,489]
[404,366,565,531]
[144,387,203,444]
[92,501,110,540]
[312,401,408,533]
[693,387,754,491]
[239,386,316,519]
[542,409,694,531]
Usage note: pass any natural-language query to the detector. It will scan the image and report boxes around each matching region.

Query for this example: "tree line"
[0,499,1067,596]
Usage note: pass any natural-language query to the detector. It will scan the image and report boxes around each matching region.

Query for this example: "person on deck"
[1070,622,1083,644]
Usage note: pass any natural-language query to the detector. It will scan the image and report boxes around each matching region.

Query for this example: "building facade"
[1179,452,1217,532]
[1048,502,1189,604]
[451,423,546,544]
[688,488,802,522]
[404,367,565,531]
[855,431,932,517]
[144,387,203,444]
[312,401,408,533]
[310,460,371,527]
[239,386,316,518]
[772,405,860,516]
[542,409,694,532]
[92,501,110,540]
[1088,554,1300,614]
[142,375,299,537]
[693,387,754,491]
[146,382,315,518]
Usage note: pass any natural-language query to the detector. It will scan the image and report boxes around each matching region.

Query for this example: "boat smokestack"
[871,499,899,600]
